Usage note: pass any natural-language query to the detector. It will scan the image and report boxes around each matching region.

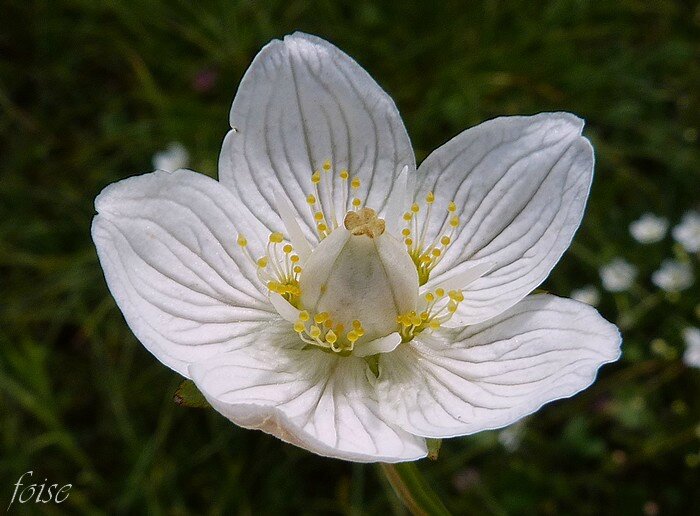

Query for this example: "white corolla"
[92,33,621,462]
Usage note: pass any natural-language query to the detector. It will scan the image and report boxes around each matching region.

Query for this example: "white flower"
[600,258,637,292]
[498,421,526,452]
[651,259,694,292]
[153,142,189,172]
[599,258,637,292]
[92,33,621,463]
[672,210,700,253]
[629,213,668,244]
[683,327,700,368]
[571,285,601,306]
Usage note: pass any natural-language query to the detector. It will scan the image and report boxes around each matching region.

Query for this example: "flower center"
[297,206,418,351]
[237,159,477,355]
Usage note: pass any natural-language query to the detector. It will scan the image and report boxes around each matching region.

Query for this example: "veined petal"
[416,113,594,325]
[219,32,415,243]
[92,169,276,376]
[189,324,427,463]
[375,294,620,438]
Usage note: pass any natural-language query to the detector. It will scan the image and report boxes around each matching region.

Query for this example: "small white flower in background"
[92,33,621,462]
[600,258,637,292]
[571,285,601,306]
[153,142,189,172]
[672,210,700,253]
[682,327,700,368]
[498,420,526,452]
[629,213,668,244]
[651,259,694,292]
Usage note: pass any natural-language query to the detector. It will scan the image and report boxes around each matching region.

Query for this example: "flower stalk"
[379,462,451,516]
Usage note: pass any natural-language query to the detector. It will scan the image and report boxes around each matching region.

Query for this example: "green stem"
[379,462,452,516]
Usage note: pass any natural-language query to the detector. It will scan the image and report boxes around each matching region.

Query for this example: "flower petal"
[92,169,276,376]
[219,32,415,243]
[375,294,621,438]
[354,332,402,358]
[416,113,594,325]
[189,324,427,462]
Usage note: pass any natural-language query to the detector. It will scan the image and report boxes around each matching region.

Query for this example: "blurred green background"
[2,0,699,514]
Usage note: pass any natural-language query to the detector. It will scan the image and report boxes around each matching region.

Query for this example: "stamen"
[396,286,465,342]
[291,309,366,354]
[401,195,463,285]
[240,232,302,306]
[301,161,368,238]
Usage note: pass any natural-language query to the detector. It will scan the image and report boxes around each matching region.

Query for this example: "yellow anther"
[340,169,349,180]
[283,244,293,254]
[431,248,441,257]
[309,325,321,338]
[293,321,305,333]
[257,257,268,268]
[411,203,420,213]
[352,320,362,330]
[322,160,331,171]
[420,311,429,320]
[314,312,329,324]
[405,238,413,246]
[293,265,302,274]
[299,311,310,322]
[347,330,359,343]
[440,236,451,246]
[325,329,337,344]
[317,222,328,232]
[436,288,445,297]
[425,293,435,303]
[311,171,321,184]
[401,228,411,237]
[290,255,300,263]
[314,212,324,221]
[426,192,435,204]
[411,314,422,326]
[351,177,361,189]
[237,235,247,247]
[403,212,412,221]
[420,255,432,264]
[450,216,460,228]
[269,232,284,243]
[335,323,345,335]
[307,194,316,204]
[448,302,458,313]
[429,320,441,330]
[448,201,457,212]
[351,198,361,207]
